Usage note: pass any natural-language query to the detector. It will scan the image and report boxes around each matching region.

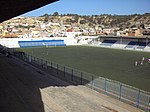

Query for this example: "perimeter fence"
[9,49,150,112]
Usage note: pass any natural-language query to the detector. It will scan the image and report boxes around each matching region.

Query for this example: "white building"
[63,31,82,37]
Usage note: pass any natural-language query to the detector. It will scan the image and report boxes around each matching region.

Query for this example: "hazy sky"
[22,0,150,16]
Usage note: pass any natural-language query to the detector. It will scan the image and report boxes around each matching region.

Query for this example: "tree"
[53,12,59,16]
[44,14,49,23]
[66,19,75,23]
[40,13,49,17]
[80,20,87,24]
[74,15,79,23]
[43,13,49,17]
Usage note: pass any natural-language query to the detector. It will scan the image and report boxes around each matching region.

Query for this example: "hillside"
[1,13,150,37]
[41,13,150,29]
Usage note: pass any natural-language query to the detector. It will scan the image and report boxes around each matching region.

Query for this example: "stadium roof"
[0,0,58,23]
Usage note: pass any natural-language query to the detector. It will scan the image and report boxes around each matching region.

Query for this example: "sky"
[22,0,150,16]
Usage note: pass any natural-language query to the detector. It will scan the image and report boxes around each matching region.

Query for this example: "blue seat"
[100,40,117,46]
[125,41,146,49]
[18,40,66,48]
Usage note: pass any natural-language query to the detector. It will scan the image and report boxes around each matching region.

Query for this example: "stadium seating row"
[100,40,117,47]
[100,39,150,50]
[18,40,66,48]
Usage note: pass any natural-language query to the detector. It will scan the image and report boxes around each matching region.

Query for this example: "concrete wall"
[0,37,78,48]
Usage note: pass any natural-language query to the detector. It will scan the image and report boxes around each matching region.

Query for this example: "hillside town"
[0,12,150,38]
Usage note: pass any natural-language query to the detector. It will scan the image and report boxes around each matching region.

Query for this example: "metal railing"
[11,50,150,112]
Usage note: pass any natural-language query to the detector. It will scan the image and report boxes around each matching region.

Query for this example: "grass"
[17,46,150,91]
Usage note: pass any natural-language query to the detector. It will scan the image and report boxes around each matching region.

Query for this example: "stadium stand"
[136,42,147,49]
[100,40,117,47]
[88,36,150,52]
[125,41,147,49]
[125,41,138,49]
[113,40,130,48]
[18,40,66,48]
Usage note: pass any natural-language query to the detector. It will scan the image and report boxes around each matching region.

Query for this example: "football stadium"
[0,0,150,112]
[1,35,150,111]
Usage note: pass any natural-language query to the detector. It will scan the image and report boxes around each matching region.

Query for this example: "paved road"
[0,53,143,112]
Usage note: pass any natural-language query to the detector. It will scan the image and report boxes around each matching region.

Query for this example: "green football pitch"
[17,46,150,91]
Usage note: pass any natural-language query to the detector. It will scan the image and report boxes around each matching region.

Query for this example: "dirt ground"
[0,53,143,112]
